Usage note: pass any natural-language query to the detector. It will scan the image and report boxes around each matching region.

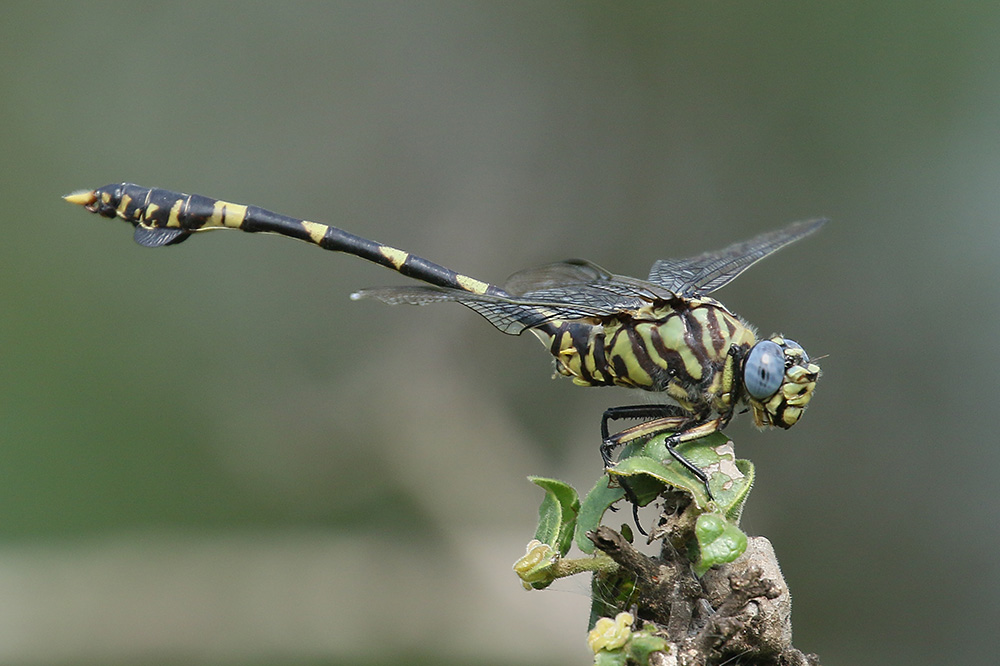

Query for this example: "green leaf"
[637,433,732,495]
[593,649,628,666]
[593,650,628,666]
[627,628,671,663]
[575,474,626,554]
[529,477,580,557]
[608,454,711,509]
[610,432,755,520]
[619,523,634,544]
[692,513,748,576]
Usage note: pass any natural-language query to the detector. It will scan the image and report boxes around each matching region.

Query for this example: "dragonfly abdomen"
[73,183,503,297]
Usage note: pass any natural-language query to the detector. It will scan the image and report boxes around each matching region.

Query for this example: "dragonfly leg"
[602,407,727,499]
[661,417,729,496]
[600,404,693,466]
[663,435,711,490]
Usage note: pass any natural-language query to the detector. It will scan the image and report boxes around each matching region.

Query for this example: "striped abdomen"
[537,298,757,412]
[74,183,505,298]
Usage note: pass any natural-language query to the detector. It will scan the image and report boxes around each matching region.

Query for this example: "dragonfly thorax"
[536,300,820,431]
[538,298,757,409]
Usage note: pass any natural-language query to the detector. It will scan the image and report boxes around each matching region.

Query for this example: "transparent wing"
[353,258,681,334]
[503,259,675,311]
[647,218,827,297]
[502,258,615,294]
[353,218,828,335]
[351,284,623,335]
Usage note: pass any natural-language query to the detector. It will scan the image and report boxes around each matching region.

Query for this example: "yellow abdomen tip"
[63,190,97,206]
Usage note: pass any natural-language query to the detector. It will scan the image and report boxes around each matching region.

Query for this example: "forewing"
[647,218,827,296]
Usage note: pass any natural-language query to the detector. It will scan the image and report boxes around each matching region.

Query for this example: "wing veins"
[647,218,827,296]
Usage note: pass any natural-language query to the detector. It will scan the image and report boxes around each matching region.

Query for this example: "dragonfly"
[65,183,824,494]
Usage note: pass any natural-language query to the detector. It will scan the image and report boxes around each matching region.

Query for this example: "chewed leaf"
[717,458,754,523]
[611,432,754,520]
[609,454,712,509]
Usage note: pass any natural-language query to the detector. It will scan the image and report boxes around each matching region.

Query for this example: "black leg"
[601,405,721,501]
[600,404,691,466]
[600,404,698,536]
[664,433,711,491]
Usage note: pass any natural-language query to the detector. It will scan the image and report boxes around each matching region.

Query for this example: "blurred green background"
[1,2,996,664]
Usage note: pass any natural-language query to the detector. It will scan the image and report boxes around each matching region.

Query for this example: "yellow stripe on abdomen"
[210,200,249,229]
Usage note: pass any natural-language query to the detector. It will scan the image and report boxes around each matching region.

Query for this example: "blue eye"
[745,341,784,399]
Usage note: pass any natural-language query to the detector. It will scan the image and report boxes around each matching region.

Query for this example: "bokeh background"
[1,2,996,664]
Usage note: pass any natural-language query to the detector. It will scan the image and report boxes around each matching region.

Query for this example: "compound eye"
[745,340,784,399]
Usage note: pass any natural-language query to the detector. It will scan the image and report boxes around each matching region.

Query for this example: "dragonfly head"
[742,336,820,429]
